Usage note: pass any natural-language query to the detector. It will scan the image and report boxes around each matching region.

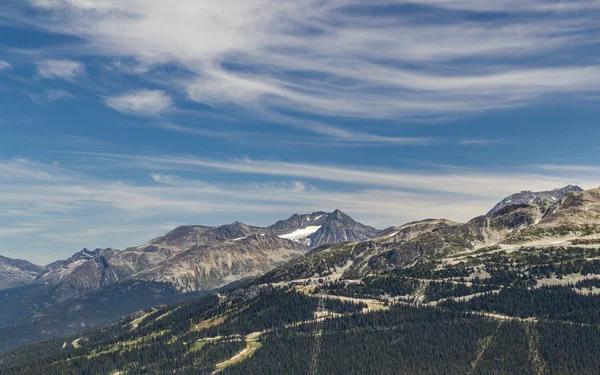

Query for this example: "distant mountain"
[36,247,173,302]
[260,187,600,285]
[136,234,308,292]
[147,222,262,249]
[0,209,373,351]
[377,219,460,244]
[33,210,373,301]
[267,211,328,235]
[9,188,600,373]
[487,185,582,216]
[307,209,379,247]
[147,210,375,249]
[0,255,43,290]
[259,204,545,283]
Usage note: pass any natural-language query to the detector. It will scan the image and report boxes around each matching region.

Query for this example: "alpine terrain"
[0,255,43,290]
[0,210,376,353]
[3,186,600,374]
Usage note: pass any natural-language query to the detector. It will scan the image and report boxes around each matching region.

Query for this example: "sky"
[1,0,600,264]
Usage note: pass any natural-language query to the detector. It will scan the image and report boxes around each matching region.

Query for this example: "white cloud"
[36,59,86,80]
[105,90,172,116]
[536,164,600,173]
[2,155,600,264]
[46,89,73,101]
[68,151,600,199]
[150,173,183,185]
[0,227,40,236]
[0,60,11,71]
[459,139,507,146]
[18,0,600,123]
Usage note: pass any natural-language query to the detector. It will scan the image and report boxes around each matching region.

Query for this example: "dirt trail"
[212,332,263,373]
[312,293,389,312]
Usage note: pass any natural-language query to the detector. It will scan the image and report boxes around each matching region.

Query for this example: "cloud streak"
[36,59,85,80]
[2,155,599,263]
[105,90,172,116]
[0,60,11,70]
[17,0,600,124]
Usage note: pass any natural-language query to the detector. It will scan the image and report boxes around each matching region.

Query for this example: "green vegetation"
[424,281,498,302]
[315,275,421,299]
[504,224,600,243]
[5,246,600,374]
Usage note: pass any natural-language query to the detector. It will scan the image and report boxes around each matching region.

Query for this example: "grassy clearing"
[130,312,153,330]
[213,332,263,372]
[191,316,226,332]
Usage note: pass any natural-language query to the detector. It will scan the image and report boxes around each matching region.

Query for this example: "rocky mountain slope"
[136,235,308,292]
[305,209,379,247]
[261,188,600,284]
[36,247,174,302]
[32,210,375,301]
[0,210,373,352]
[6,187,600,368]
[147,222,263,250]
[0,255,43,290]
[487,184,582,215]
[8,239,600,374]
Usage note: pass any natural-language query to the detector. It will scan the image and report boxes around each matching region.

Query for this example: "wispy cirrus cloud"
[65,151,600,198]
[536,164,600,173]
[15,0,600,125]
[0,60,11,71]
[45,89,73,101]
[2,154,599,263]
[105,90,172,116]
[36,59,85,80]
[459,139,508,146]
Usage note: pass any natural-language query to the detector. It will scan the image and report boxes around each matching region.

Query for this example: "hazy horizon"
[1,0,600,264]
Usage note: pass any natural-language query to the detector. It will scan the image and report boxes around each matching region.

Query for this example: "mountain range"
[261,185,600,284]
[0,209,377,352]
[4,184,600,374]
[0,255,43,290]
[4,184,600,372]
[486,184,583,215]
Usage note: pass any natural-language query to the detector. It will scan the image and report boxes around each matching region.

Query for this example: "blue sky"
[1,0,600,264]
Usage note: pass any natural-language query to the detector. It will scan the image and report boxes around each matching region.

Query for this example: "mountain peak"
[487,185,583,216]
[0,255,43,290]
[309,210,378,247]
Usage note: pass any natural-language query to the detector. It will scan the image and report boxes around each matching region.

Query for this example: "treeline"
[441,286,600,324]
[315,276,421,299]
[424,281,497,302]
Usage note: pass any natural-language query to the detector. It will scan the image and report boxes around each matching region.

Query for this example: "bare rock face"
[376,219,460,244]
[306,209,379,248]
[136,234,309,292]
[267,212,329,235]
[147,222,262,249]
[0,255,43,290]
[30,210,375,302]
[261,203,549,282]
[37,248,135,301]
[539,187,600,226]
[487,185,582,216]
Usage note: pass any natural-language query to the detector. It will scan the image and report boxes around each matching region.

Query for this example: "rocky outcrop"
[307,209,379,247]
[136,234,309,292]
[487,185,582,216]
[0,255,43,290]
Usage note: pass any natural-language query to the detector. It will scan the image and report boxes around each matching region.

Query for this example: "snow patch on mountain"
[278,226,321,241]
